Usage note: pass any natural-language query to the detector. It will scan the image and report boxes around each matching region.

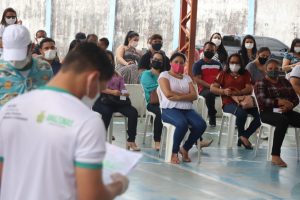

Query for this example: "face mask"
[267,70,279,79]
[171,63,184,74]
[294,47,300,53]
[151,60,163,71]
[204,51,214,59]
[81,79,100,108]
[36,37,45,45]
[130,41,138,48]
[212,38,221,47]
[245,43,254,50]
[229,64,241,73]
[5,18,16,25]
[258,57,268,65]
[44,49,57,60]
[152,43,162,51]
[10,54,32,70]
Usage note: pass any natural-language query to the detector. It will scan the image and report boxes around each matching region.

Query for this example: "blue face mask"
[267,70,279,79]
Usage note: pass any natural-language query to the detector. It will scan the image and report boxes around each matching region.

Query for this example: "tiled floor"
[110,117,300,200]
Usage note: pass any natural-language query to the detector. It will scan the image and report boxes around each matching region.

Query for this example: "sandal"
[179,147,192,162]
[171,154,180,164]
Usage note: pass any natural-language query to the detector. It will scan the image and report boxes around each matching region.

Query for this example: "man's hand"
[223,88,232,96]
[110,173,129,195]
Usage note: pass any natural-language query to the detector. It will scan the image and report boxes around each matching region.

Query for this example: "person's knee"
[175,120,189,132]
[193,119,207,133]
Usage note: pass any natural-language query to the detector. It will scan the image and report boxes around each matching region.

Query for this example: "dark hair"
[86,34,98,41]
[257,47,271,54]
[36,30,47,37]
[204,41,216,48]
[99,37,109,47]
[105,50,115,67]
[240,35,257,65]
[170,52,186,63]
[62,42,114,81]
[1,8,18,26]
[39,38,55,49]
[149,34,163,42]
[210,32,228,64]
[265,58,280,67]
[152,51,166,70]
[290,38,300,53]
[225,53,246,75]
[75,32,86,40]
[124,31,139,46]
[68,39,81,52]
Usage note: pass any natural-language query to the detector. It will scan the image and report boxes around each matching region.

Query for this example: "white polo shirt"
[0,86,106,200]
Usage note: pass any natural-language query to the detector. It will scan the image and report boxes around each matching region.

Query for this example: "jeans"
[147,104,163,142]
[223,103,261,138]
[161,108,207,153]
[93,101,138,142]
[200,88,217,118]
[260,111,300,156]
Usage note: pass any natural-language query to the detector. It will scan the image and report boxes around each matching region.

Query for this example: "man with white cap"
[0,24,53,108]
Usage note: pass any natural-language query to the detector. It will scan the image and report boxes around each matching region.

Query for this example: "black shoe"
[209,116,216,127]
[237,138,253,150]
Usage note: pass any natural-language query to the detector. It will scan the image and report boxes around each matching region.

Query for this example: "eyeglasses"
[5,16,16,19]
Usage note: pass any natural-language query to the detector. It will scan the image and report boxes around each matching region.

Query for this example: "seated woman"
[116,31,142,84]
[93,51,140,151]
[246,47,271,83]
[238,35,257,66]
[211,53,261,149]
[282,38,300,73]
[254,59,300,167]
[158,52,207,164]
[140,51,165,150]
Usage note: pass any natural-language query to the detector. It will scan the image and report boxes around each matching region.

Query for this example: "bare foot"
[171,154,180,164]
[127,142,141,151]
[179,147,192,162]
[271,156,287,167]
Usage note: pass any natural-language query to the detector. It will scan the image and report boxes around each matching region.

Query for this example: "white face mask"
[5,18,16,25]
[131,41,138,48]
[81,80,100,109]
[10,54,32,70]
[36,37,45,45]
[294,47,300,53]
[147,44,151,49]
[245,42,254,50]
[212,38,221,47]
[44,49,57,60]
[229,64,241,73]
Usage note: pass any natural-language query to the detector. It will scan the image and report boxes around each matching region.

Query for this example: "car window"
[223,35,241,47]
[263,38,287,51]
[254,37,264,48]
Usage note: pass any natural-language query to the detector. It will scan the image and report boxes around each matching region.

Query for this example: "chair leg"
[218,116,225,145]
[108,118,113,144]
[165,126,175,163]
[294,128,299,161]
[267,127,275,161]
[143,115,150,144]
[159,126,166,158]
[254,126,263,158]
[197,139,201,164]
[227,115,236,148]
[124,117,128,149]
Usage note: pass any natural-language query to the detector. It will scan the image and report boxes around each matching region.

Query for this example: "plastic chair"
[253,95,300,161]
[157,87,201,163]
[125,84,146,120]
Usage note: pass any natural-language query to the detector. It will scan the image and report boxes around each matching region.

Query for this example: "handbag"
[99,93,131,106]
[149,90,159,104]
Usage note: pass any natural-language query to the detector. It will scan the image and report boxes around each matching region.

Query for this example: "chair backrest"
[125,84,146,117]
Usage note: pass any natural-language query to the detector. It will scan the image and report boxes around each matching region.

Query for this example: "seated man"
[193,41,222,126]
[86,34,98,45]
[138,34,170,72]
[32,29,47,56]
[99,37,110,50]
[39,38,61,75]
[0,25,53,109]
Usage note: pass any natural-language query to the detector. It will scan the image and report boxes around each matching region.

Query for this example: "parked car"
[222,35,289,61]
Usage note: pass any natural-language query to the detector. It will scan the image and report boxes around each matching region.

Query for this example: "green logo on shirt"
[36,112,74,127]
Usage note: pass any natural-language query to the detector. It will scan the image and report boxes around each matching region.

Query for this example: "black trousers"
[200,88,217,117]
[147,104,163,142]
[260,110,300,156]
[93,101,138,142]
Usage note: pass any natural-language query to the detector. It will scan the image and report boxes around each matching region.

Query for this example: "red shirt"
[215,71,252,106]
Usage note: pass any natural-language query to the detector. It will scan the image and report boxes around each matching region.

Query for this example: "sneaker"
[199,139,213,148]
[209,116,216,127]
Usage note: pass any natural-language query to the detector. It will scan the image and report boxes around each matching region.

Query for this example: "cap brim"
[3,48,27,61]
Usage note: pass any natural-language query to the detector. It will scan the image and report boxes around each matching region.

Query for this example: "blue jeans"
[161,108,207,153]
[223,103,261,138]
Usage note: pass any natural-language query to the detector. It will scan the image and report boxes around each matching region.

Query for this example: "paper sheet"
[102,143,143,184]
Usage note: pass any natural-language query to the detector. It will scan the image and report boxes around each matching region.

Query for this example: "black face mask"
[152,43,162,51]
[151,60,163,71]
[258,57,268,65]
[204,51,214,59]
[267,70,279,79]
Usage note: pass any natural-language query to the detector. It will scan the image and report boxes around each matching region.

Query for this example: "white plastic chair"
[253,95,300,161]
[125,84,146,120]
[157,87,201,163]
[107,112,128,149]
